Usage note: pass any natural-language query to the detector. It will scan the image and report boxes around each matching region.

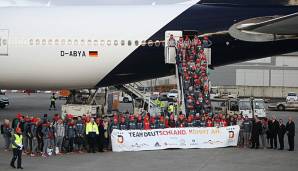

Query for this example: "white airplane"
[0,0,297,90]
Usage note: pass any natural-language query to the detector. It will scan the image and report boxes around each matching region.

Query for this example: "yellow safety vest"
[160,101,165,108]
[12,134,23,149]
[154,99,160,106]
[168,105,174,113]
[85,122,99,135]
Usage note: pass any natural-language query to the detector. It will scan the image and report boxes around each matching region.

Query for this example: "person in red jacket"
[206,117,213,127]
[164,116,169,128]
[143,117,150,130]
[220,116,228,127]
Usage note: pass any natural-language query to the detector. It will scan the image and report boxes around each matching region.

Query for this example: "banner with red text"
[111,126,240,152]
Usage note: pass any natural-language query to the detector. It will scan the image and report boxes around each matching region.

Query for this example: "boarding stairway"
[165,30,212,116]
[115,82,160,112]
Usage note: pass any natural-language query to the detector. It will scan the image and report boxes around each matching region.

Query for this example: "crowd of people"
[1,113,110,158]
[169,34,212,116]
[1,112,295,159]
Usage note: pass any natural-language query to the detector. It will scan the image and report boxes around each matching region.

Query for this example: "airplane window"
[68,39,72,45]
[54,39,59,45]
[87,40,92,45]
[128,40,132,46]
[155,40,160,47]
[107,40,111,46]
[100,40,105,46]
[148,40,153,46]
[93,40,98,46]
[48,39,53,45]
[61,39,66,45]
[141,40,146,46]
[135,40,139,46]
[42,39,46,45]
[74,40,78,45]
[114,40,118,46]
[121,40,125,46]
[29,39,33,45]
[36,39,40,45]
[80,39,85,45]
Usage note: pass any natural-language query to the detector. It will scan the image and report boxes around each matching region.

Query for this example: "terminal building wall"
[209,53,298,87]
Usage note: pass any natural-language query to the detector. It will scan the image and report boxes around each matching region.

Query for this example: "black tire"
[0,106,5,109]
[123,97,129,103]
[277,105,285,111]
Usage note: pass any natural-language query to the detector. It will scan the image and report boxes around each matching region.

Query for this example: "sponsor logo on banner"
[179,139,186,146]
[229,131,235,139]
[117,135,124,144]
[204,140,224,145]
[190,139,199,146]
[155,142,161,147]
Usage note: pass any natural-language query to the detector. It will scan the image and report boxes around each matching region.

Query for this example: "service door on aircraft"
[165,31,182,64]
[0,30,9,56]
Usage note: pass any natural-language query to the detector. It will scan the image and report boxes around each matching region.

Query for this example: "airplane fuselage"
[0,2,298,89]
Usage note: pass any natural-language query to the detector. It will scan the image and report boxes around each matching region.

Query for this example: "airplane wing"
[229,12,298,42]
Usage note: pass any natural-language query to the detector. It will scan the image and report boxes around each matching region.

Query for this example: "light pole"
[282,57,288,98]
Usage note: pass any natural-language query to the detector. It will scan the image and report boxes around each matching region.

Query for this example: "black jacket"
[278,124,286,137]
[251,120,262,137]
[272,120,280,135]
[286,121,295,137]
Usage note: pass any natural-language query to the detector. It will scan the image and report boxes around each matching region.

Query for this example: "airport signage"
[111,126,240,152]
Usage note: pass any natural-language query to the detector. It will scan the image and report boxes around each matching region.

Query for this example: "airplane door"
[0,30,9,56]
[165,31,182,64]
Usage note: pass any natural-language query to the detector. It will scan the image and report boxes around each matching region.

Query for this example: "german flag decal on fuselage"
[89,51,98,57]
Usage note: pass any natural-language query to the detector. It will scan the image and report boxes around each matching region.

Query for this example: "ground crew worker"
[168,104,175,114]
[160,101,166,114]
[10,127,23,169]
[286,117,295,151]
[85,118,99,153]
[49,93,57,110]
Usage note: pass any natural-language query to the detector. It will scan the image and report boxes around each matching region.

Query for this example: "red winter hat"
[16,113,22,119]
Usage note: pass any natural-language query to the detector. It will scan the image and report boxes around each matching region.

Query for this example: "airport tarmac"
[0,93,297,171]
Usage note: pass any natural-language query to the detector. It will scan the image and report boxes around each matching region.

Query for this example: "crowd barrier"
[111,126,240,152]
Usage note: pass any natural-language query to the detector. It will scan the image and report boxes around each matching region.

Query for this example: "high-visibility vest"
[12,134,23,149]
[160,101,165,108]
[154,99,161,106]
[168,105,174,113]
[51,96,56,102]
[85,122,99,135]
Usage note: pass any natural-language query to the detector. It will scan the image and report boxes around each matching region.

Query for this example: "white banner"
[111,126,240,152]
